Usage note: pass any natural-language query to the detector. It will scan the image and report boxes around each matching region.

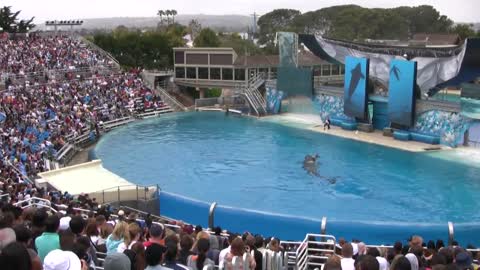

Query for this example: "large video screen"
[388,60,417,127]
[344,56,369,119]
[277,67,313,97]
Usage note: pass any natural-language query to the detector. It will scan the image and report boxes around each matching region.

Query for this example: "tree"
[219,33,262,56]
[171,10,177,24]
[257,9,301,47]
[157,10,165,24]
[0,6,35,33]
[283,5,454,41]
[450,24,476,40]
[93,27,186,70]
[194,28,220,47]
[165,10,171,25]
[188,19,202,40]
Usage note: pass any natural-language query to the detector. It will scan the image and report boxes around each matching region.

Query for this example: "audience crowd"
[1,197,480,270]
[0,34,166,191]
[0,33,478,270]
[0,35,112,77]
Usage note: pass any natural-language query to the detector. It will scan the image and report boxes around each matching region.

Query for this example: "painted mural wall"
[313,94,354,122]
[313,93,479,147]
[411,110,475,147]
[266,88,285,114]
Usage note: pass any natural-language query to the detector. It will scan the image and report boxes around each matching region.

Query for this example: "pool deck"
[37,160,135,196]
[264,113,450,152]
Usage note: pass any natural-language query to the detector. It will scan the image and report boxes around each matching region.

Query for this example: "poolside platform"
[264,113,450,152]
[37,160,146,203]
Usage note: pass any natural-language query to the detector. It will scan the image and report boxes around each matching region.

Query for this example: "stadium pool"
[95,112,480,244]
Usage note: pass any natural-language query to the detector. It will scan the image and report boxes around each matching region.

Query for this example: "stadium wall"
[158,190,480,244]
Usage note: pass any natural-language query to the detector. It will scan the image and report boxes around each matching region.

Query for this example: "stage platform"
[263,113,450,152]
[37,160,135,198]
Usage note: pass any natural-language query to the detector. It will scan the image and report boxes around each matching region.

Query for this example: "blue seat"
[410,132,440,144]
[341,121,357,130]
[329,117,344,127]
[393,130,411,141]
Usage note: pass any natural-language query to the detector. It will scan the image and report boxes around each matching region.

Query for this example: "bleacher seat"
[341,121,357,131]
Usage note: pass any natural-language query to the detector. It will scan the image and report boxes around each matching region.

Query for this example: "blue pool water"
[95,112,480,241]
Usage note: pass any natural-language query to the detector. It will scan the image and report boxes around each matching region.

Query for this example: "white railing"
[99,117,135,131]
[295,234,336,270]
[241,73,267,116]
[76,35,120,68]
[14,197,56,212]
[156,87,188,112]
[136,107,174,119]
[280,241,302,269]
[5,160,34,185]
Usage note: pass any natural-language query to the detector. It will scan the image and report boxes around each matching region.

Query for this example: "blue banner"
[388,60,417,127]
[344,56,369,119]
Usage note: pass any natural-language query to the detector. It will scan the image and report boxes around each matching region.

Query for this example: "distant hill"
[473,23,480,32]
[39,14,252,32]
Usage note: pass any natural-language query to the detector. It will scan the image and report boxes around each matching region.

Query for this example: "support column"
[199,88,206,99]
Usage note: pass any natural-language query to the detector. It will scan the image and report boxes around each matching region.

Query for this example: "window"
[210,54,233,65]
[210,68,221,80]
[222,68,233,80]
[175,67,185,79]
[198,68,209,79]
[186,54,208,64]
[174,51,185,64]
[321,65,330,76]
[340,65,345,75]
[235,69,245,81]
[186,67,196,79]
[331,65,339,76]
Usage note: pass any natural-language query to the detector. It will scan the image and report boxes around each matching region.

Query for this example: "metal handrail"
[5,160,34,185]
[77,35,120,68]
[156,86,188,112]
[295,234,336,270]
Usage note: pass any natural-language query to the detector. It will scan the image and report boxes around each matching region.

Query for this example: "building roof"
[411,33,461,46]
[233,51,330,67]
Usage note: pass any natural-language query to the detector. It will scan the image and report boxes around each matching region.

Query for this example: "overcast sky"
[5,0,479,23]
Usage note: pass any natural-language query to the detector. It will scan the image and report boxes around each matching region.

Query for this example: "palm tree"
[157,10,164,24]
[171,10,177,24]
[165,10,171,25]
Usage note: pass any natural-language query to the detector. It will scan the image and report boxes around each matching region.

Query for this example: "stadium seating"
[0,33,171,181]
[1,32,477,270]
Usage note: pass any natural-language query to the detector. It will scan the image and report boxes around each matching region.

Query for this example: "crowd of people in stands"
[1,196,480,270]
[1,32,479,270]
[0,35,112,76]
[329,236,479,270]
[0,33,165,184]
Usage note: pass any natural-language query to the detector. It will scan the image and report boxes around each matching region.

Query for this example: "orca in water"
[303,154,320,176]
[302,154,338,184]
